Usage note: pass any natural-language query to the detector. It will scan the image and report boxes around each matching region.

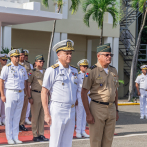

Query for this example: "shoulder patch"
[6,63,11,67]
[25,60,30,63]
[70,65,78,69]
[90,65,97,70]
[32,68,36,71]
[51,64,59,69]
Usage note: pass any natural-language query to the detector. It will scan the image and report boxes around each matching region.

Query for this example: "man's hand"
[45,114,52,126]
[1,95,6,102]
[75,100,78,106]
[86,113,95,124]
[138,92,141,96]
[29,99,34,105]
[116,111,119,121]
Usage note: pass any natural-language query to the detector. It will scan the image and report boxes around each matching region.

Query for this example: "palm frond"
[70,0,81,14]
[42,0,49,8]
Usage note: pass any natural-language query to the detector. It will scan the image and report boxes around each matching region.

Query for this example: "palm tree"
[128,0,147,101]
[82,0,119,45]
[42,0,80,68]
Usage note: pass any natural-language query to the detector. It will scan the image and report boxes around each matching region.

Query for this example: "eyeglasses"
[2,59,7,61]
[82,65,88,68]
[100,54,114,57]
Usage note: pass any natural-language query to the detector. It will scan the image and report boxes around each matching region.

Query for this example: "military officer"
[41,39,78,147]
[28,55,49,142]
[0,49,28,145]
[76,59,90,138]
[0,54,8,126]
[19,48,32,130]
[135,65,147,119]
[23,49,33,125]
[81,43,119,147]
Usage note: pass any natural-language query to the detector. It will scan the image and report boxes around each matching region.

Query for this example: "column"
[104,37,113,66]
[50,32,60,66]
[87,40,92,66]
[62,0,68,19]
[112,38,119,71]
[2,26,11,50]
[0,22,2,51]
[61,33,67,41]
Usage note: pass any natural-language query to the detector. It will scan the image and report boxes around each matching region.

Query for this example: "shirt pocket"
[56,75,68,89]
[95,78,105,90]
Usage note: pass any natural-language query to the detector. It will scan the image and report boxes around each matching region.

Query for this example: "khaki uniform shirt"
[28,68,45,91]
[19,60,31,73]
[82,62,119,102]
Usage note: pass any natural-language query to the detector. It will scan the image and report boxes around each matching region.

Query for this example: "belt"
[7,89,22,93]
[92,100,114,106]
[32,90,41,93]
[51,101,75,108]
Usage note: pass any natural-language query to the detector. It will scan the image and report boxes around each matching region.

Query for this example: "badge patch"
[100,84,103,86]
[60,74,64,76]
[28,73,32,76]
[85,73,89,77]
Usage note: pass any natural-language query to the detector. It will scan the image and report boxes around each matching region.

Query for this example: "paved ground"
[2,105,147,147]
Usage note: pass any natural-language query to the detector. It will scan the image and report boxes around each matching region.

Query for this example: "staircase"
[119,0,142,76]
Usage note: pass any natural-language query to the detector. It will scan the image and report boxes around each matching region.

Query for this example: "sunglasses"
[82,65,88,68]
[2,59,7,61]
[100,54,114,57]
[14,56,20,58]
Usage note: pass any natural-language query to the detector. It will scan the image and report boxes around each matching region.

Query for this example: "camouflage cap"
[35,54,45,61]
[97,43,111,53]
[19,48,24,53]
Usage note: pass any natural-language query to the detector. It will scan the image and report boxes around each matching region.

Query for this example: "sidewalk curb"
[118,103,140,106]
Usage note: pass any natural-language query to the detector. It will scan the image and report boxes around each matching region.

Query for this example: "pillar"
[87,40,92,66]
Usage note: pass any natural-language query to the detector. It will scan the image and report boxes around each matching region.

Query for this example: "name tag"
[60,74,65,76]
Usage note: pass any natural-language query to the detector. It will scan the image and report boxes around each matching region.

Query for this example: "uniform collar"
[11,61,19,67]
[58,61,72,74]
[96,62,112,72]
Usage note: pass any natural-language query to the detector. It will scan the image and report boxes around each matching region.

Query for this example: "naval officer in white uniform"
[135,65,147,119]
[41,39,78,147]
[76,59,90,138]
[0,49,28,145]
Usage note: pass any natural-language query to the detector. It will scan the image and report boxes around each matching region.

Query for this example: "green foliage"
[82,0,120,29]
[119,80,124,85]
[42,0,80,14]
[132,0,146,13]
[0,47,11,61]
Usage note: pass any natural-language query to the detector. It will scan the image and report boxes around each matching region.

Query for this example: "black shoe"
[33,137,40,142]
[19,124,28,131]
[38,135,49,141]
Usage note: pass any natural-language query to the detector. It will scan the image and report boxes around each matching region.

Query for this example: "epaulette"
[138,74,141,76]
[6,63,11,67]
[78,71,81,74]
[25,60,30,63]
[51,64,59,69]
[70,65,78,69]
[109,65,115,68]
[90,65,97,70]
[19,63,23,66]
[32,68,36,71]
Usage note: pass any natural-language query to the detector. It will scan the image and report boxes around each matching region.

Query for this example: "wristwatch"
[116,109,119,112]
[28,97,32,100]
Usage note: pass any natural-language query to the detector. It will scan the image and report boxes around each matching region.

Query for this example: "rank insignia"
[28,73,32,76]
[85,73,89,77]
[74,82,77,85]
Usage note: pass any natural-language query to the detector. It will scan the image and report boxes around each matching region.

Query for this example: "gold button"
[62,83,64,86]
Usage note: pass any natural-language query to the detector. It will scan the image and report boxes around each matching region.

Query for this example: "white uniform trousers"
[25,102,30,121]
[0,98,5,123]
[49,101,75,147]
[76,105,86,134]
[139,89,147,117]
[5,89,24,140]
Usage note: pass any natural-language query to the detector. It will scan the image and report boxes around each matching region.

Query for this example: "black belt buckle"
[32,90,41,93]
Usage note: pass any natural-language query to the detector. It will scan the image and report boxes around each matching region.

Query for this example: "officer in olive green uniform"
[81,43,119,147]
[28,55,49,142]
[19,48,32,131]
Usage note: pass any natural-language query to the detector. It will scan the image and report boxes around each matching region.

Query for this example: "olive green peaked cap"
[35,54,45,61]
[19,48,24,53]
[97,43,111,53]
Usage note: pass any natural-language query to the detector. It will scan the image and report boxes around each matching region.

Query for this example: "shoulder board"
[138,74,142,76]
[6,63,11,67]
[109,65,115,68]
[90,65,97,70]
[78,72,81,74]
[51,64,59,69]
[19,63,23,66]
[70,65,78,69]
[32,68,36,71]
[25,60,30,63]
